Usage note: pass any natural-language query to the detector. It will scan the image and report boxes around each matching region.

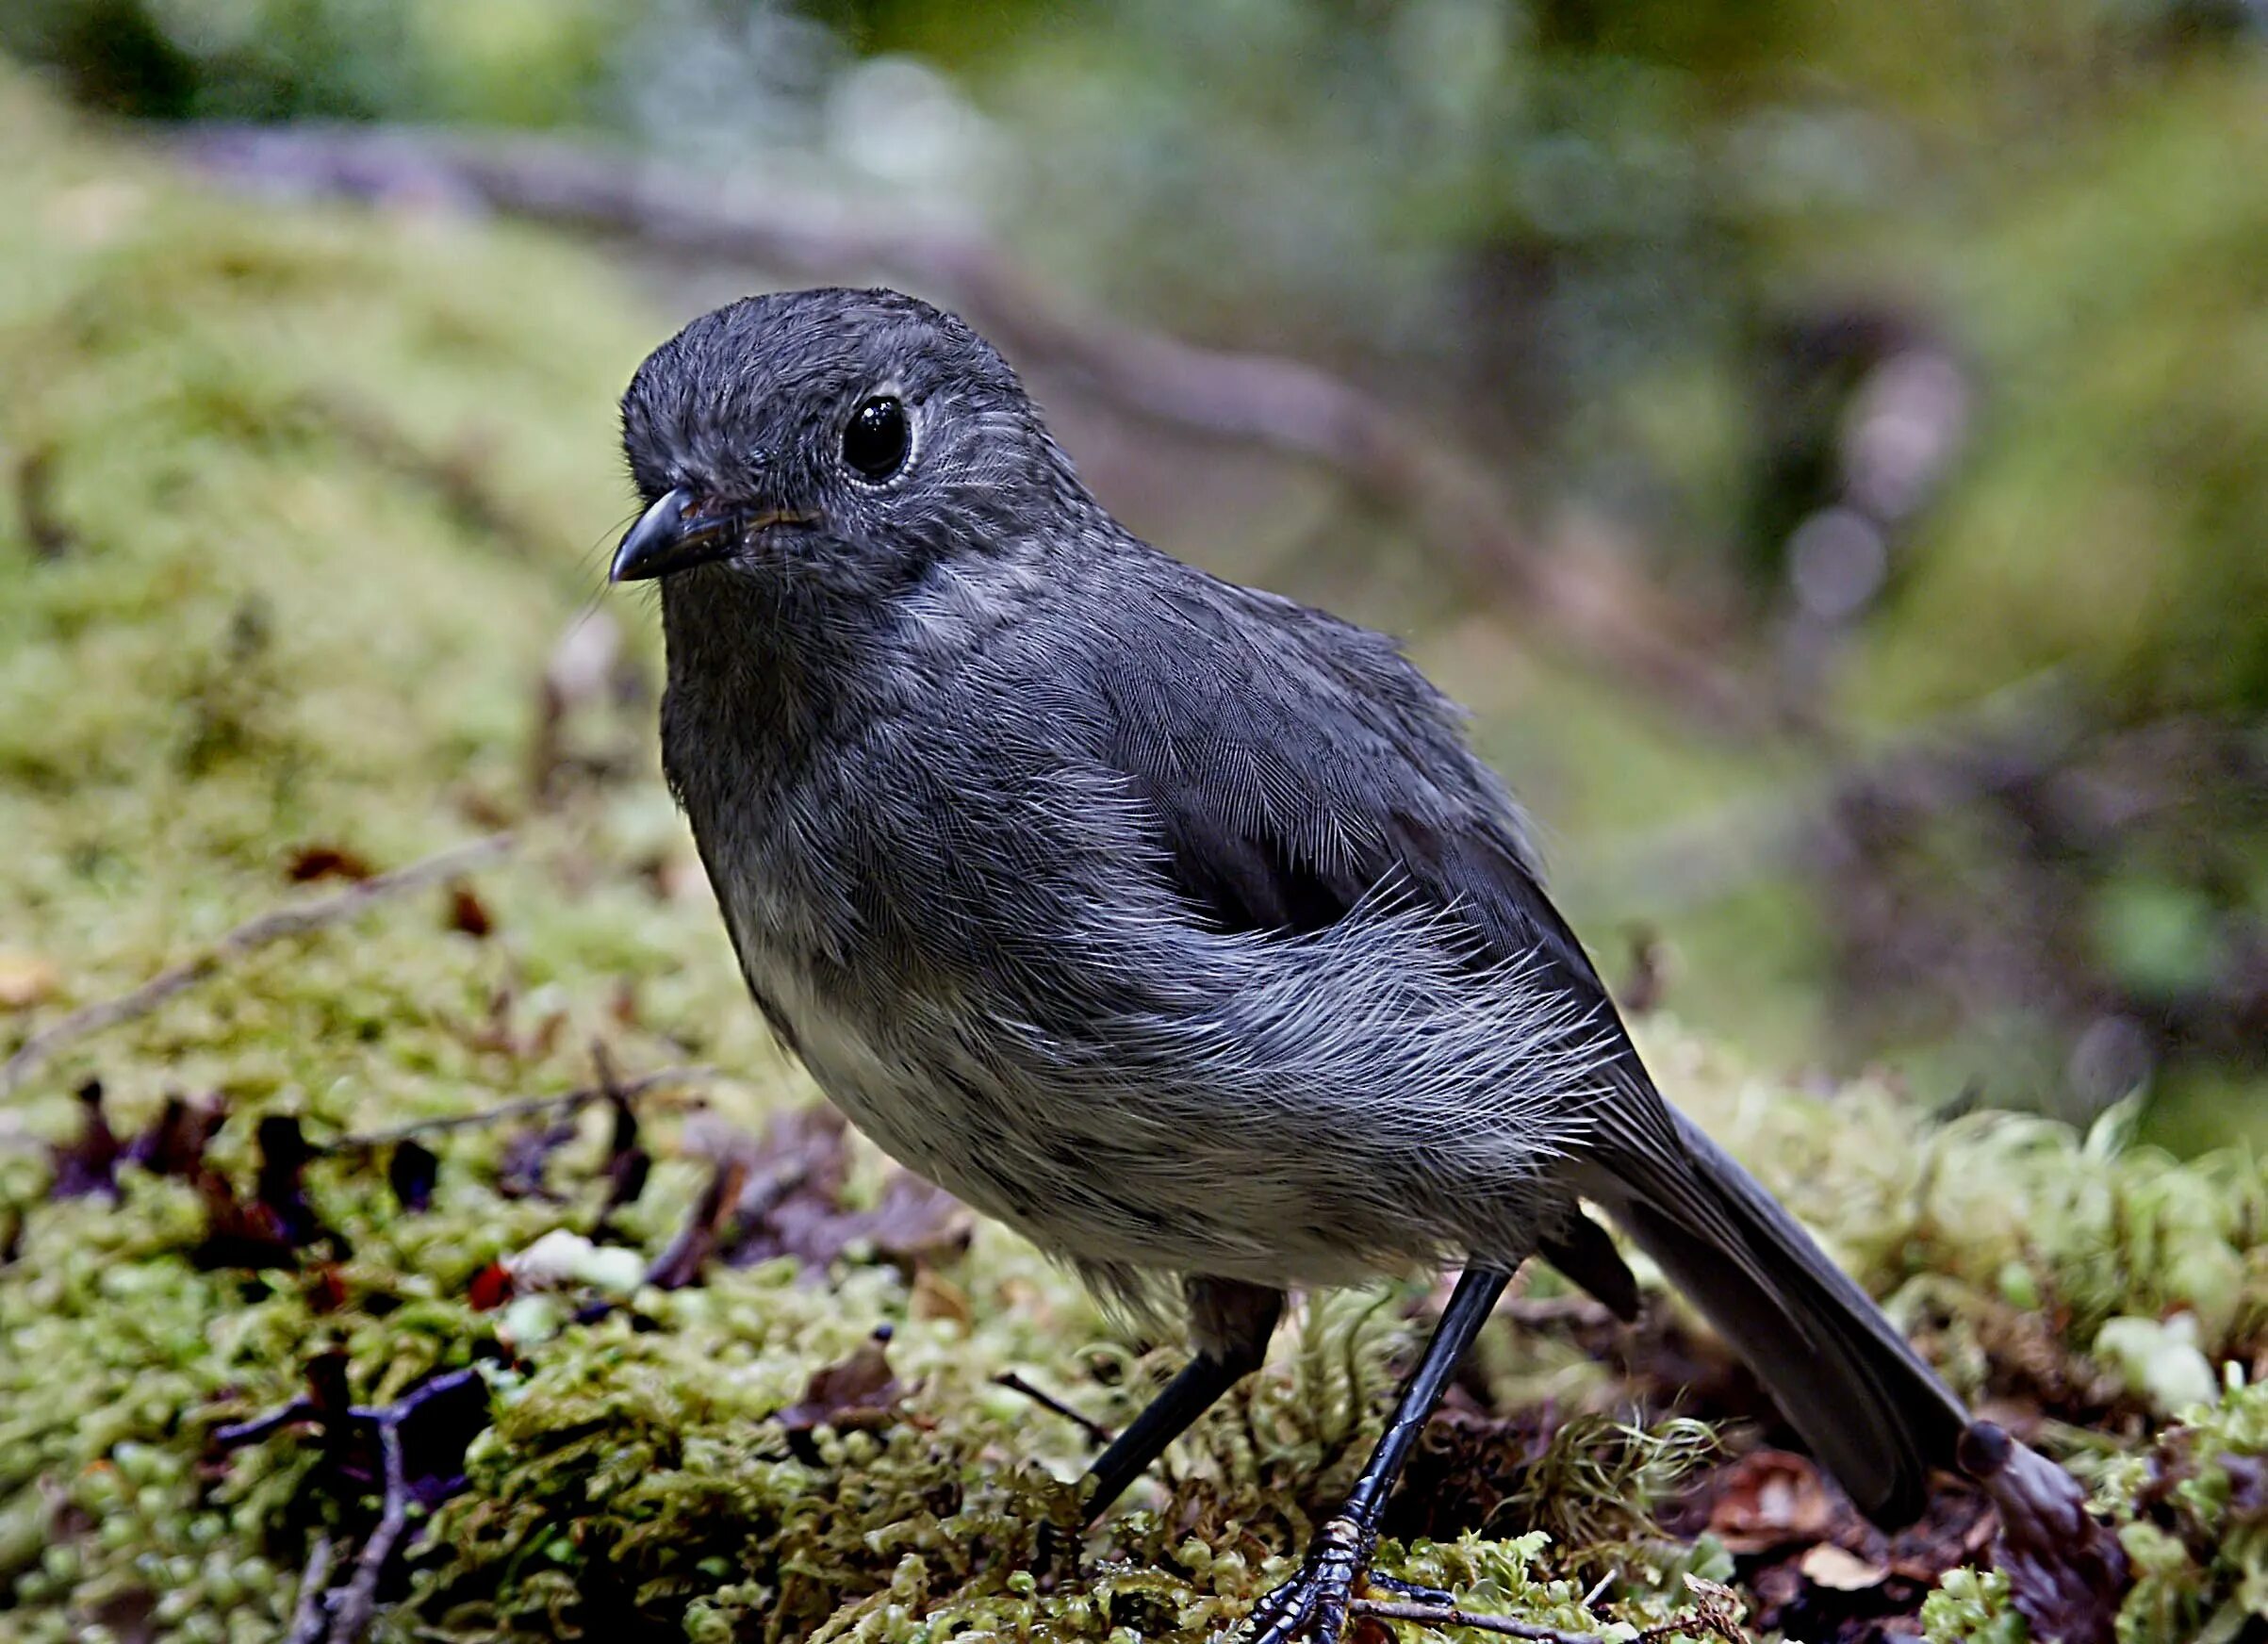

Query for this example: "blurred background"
[5,0,2264,1151]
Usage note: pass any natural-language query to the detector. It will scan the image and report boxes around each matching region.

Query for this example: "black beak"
[611,488,819,583]
[611,487,737,583]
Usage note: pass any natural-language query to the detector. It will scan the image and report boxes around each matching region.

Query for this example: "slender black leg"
[1244,1266,1512,1644]
[1083,1353,1250,1520]
[1081,1277,1282,1520]
[1036,1280,1283,1576]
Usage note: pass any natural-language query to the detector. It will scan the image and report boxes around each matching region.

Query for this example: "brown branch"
[286,1533,335,1644]
[1569,677,2082,920]
[171,124,1762,732]
[1,834,513,1095]
[1350,1598,1609,1643]
[329,1062,713,1151]
[325,1421,408,1644]
[991,1370,1114,1446]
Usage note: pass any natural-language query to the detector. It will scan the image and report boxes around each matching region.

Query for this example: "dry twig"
[1350,1598,1610,1643]
[285,1534,335,1644]
[217,1367,490,1644]
[330,1061,713,1151]
[991,1370,1115,1446]
[2,834,513,1095]
[325,1422,408,1644]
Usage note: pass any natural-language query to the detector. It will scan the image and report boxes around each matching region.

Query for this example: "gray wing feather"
[1078,560,1969,1523]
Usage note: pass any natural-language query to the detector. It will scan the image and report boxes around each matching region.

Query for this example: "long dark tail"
[1581,1102,1970,1525]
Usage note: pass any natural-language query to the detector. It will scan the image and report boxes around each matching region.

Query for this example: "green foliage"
[10,0,2268,1146]
[0,0,625,124]
[1858,65,2268,721]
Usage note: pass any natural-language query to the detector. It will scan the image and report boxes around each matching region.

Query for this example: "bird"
[608,286,1978,1642]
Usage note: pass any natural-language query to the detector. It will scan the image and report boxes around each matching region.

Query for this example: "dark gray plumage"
[612,287,1974,1635]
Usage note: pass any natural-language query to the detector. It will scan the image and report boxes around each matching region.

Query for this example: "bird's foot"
[1241,1516,1375,1644]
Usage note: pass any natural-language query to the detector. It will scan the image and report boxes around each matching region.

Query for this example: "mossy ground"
[4,78,2266,1643]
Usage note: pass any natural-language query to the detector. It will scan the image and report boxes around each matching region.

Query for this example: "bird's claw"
[1241,1516,1374,1644]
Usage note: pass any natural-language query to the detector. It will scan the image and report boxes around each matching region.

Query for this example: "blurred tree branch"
[172,123,1766,733]
[1576,680,2086,921]
[1,833,512,1095]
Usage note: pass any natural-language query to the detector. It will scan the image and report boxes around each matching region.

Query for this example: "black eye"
[842,395,910,481]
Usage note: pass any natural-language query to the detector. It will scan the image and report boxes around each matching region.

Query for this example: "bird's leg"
[1089,1279,1286,1520]
[1242,1267,1512,1644]
[1083,1351,1254,1520]
[1035,1352,1251,1584]
[1038,1281,1283,1577]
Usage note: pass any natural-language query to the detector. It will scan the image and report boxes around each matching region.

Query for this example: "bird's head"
[613,287,1082,598]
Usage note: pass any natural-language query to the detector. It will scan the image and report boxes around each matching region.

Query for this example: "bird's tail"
[1581,1100,1970,1525]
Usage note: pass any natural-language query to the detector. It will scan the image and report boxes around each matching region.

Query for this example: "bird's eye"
[842,395,910,481]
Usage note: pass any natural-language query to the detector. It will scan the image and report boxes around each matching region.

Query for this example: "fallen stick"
[991,1370,1115,1446]
[1,834,512,1095]
[217,1367,490,1644]
[330,1062,714,1151]
[1350,1598,1611,1643]
[324,1422,409,1644]
[285,1534,335,1644]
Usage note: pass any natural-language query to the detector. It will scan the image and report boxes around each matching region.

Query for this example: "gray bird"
[610,287,1975,1641]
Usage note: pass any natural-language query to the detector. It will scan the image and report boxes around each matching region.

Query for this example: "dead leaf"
[1961,1422,2128,1644]
[388,1368,492,1508]
[1679,1571,1753,1641]
[252,1115,328,1246]
[497,1118,576,1201]
[192,1115,344,1269]
[284,845,373,883]
[776,1329,903,1436]
[768,1169,973,1273]
[468,1260,515,1311]
[850,1171,975,1264]
[189,1171,302,1271]
[389,1140,439,1212]
[123,1093,225,1178]
[0,950,59,1009]
[1707,1449,1837,1554]
[447,882,494,938]
[646,1156,750,1291]
[592,1049,650,1235]
[911,1267,972,1326]
[304,1264,349,1315]
[1798,1543,1888,1591]
[49,1078,120,1199]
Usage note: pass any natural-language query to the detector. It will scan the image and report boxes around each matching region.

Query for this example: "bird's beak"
[610,489,818,583]
[610,488,733,583]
